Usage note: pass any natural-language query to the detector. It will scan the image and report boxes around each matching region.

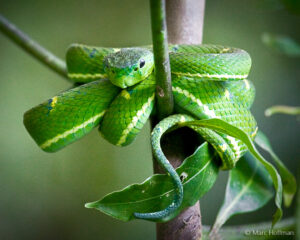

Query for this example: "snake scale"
[23,44,257,220]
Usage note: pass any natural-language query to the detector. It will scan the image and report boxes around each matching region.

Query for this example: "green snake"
[23,44,257,220]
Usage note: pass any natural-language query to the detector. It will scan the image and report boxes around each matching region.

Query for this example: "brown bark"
[153,1,206,239]
[166,0,205,45]
[154,128,203,240]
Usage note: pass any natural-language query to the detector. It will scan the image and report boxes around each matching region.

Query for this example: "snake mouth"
[110,74,145,89]
[110,78,132,89]
[119,83,128,89]
[112,81,127,89]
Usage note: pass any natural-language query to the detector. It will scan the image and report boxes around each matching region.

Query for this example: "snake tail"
[134,111,255,220]
[133,115,194,220]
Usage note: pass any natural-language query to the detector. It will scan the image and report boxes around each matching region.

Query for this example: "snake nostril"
[134,67,138,71]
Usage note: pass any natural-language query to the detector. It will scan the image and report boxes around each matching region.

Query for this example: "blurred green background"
[0,0,299,239]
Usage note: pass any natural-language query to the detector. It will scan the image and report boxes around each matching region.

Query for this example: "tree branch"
[151,1,206,240]
[166,0,205,44]
[150,0,174,119]
[265,105,300,116]
[0,14,68,79]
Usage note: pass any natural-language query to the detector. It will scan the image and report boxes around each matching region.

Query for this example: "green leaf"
[210,153,274,235]
[179,118,283,227]
[262,33,300,57]
[85,142,219,222]
[255,131,297,207]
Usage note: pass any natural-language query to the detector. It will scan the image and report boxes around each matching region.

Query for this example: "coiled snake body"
[24,44,257,220]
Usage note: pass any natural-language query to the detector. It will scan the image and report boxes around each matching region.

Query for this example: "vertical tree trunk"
[166,0,205,44]
[153,1,206,239]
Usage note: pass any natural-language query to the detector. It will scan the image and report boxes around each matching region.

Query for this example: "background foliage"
[0,0,299,239]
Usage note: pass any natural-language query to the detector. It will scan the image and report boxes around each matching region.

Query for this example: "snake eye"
[139,59,145,68]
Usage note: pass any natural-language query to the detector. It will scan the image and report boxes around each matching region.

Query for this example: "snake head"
[104,48,154,88]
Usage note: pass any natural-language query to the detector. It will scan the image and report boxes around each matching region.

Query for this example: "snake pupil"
[139,59,145,68]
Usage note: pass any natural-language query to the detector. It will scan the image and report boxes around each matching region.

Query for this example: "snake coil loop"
[24,44,257,220]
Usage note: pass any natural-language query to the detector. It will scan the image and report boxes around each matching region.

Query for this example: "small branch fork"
[0,14,68,79]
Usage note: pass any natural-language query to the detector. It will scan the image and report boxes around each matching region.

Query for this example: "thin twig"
[265,105,300,116]
[153,1,205,240]
[0,14,68,79]
[150,0,173,119]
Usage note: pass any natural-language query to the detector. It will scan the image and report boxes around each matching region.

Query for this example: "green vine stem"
[150,0,174,119]
[0,14,68,79]
[265,105,300,116]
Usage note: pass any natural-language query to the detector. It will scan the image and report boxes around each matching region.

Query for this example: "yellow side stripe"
[68,73,107,79]
[173,85,244,160]
[116,94,155,146]
[244,79,250,90]
[226,136,242,159]
[172,86,218,118]
[40,110,106,149]
[50,96,58,109]
[172,72,248,79]
[251,127,258,138]
[224,89,231,100]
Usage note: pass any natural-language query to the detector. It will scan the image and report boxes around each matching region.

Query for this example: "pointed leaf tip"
[85,202,96,208]
[84,142,218,222]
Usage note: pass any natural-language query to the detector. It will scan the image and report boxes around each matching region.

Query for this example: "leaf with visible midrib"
[85,142,219,222]
[210,153,274,236]
[180,118,283,227]
[255,131,296,207]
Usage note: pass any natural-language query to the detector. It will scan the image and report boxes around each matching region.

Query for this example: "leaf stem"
[0,14,68,79]
[150,0,173,119]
